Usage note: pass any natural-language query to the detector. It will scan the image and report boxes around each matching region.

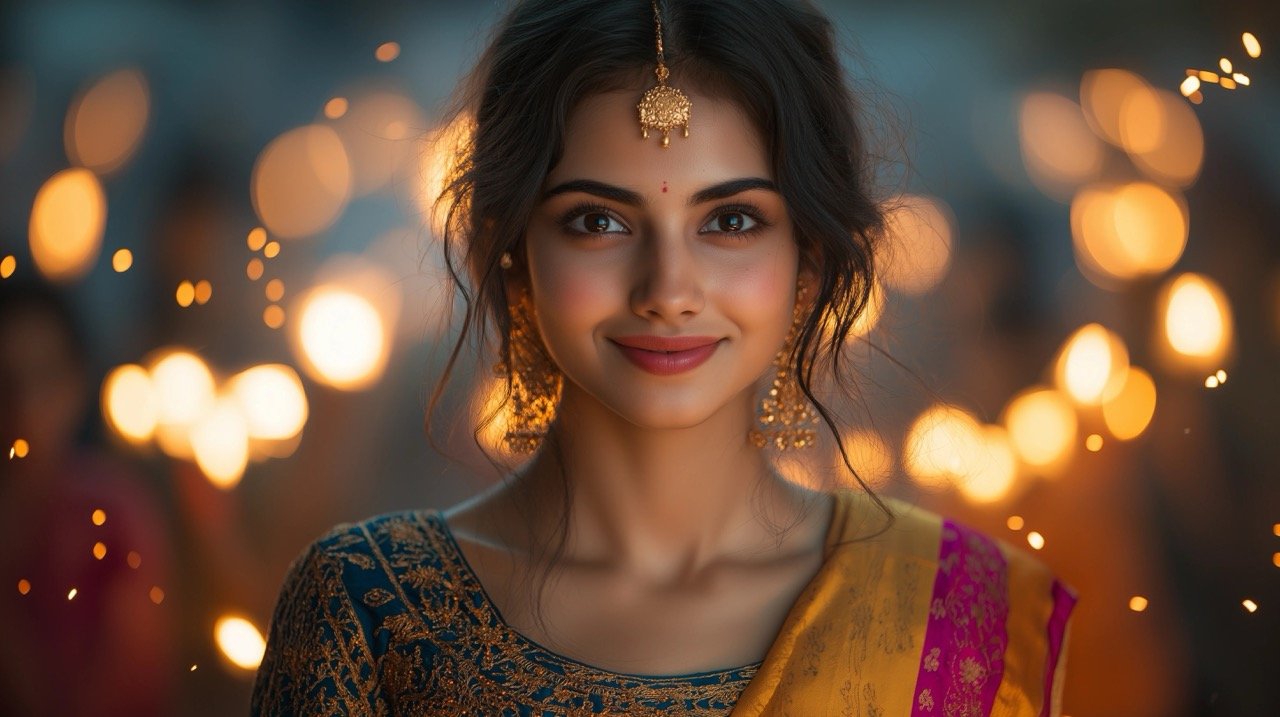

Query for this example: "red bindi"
[661,181,668,193]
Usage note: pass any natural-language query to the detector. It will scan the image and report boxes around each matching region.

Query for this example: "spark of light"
[92,509,106,525]
[1219,58,1233,74]
[1242,599,1258,613]
[265,279,285,302]
[1027,532,1046,550]
[1205,375,1219,388]
[1129,596,1149,612]
[263,305,285,329]
[0,255,14,278]
[1085,434,1104,452]
[375,42,400,62]
[1216,369,1227,383]
[68,588,78,600]
[1233,73,1250,86]
[1242,32,1261,59]
[323,97,348,119]
[112,248,132,272]
[247,227,267,252]
[175,281,195,307]
[194,280,212,305]
[1180,76,1201,97]
[215,615,267,670]
[247,258,264,280]
[10,438,29,458]
[93,542,107,560]
[190,664,198,672]
[29,168,106,283]
[1007,515,1025,531]
[263,241,280,259]
[18,579,31,595]
[149,586,164,604]
[1159,273,1233,367]
[292,258,398,390]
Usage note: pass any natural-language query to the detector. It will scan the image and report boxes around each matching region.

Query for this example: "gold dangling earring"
[749,282,818,450]
[493,287,562,454]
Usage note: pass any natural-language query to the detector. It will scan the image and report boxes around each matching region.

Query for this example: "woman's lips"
[609,335,722,376]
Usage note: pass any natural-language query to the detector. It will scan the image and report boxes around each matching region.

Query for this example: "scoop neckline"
[426,509,768,683]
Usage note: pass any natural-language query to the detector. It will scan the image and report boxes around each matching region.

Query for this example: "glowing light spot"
[190,397,250,489]
[1126,91,1203,187]
[1085,434,1104,452]
[263,241,280,259]
[1242,599,1258,613]
[102,364,159,444]
[1071,182,1189,285]
[263,305,285,329]
[1129,596,1149,612]
[1160,273,1233,367]
[1220,77,1237,91]
[1006,515,1025,531]
[190,664,198,672]
[64,68,149,174]
[149,586,164,604]
[1,255,16,278]
[247,258,264,280]
[111,248,133,272]
[1273,523,1279,537]
[1027,532,1045,550]
[879,194,953,295]
[1003,386,1077,473]
[1056,323,1129,405]
[1232,73,1250,86]
[148,351,216,456]
[838,429,893,489]
[29,168,107,282]
[323,97,348,119]
[1080,69,1150,147]
[215,615,267,670]
[375,41,400,62]
[250,124,351,239]
[247,227,267,252]
[18,579,31,595]
[1102,366,1158,441]
[1205,375,1220,388]
[955,425,1019,504]
[1198,70,1220,83]
[1216,369,1227,383]
[1272,552,1279,569]
[92,542,107,560]
[294,287,390,390]
[1243,32,1261,58]
[11,439,29,458]
[333,91,426,196]
[127,551,141,569]
[265,279,285,302]
[228,364,308,442]
[67,588,78,600]
[1180,76,1201,97]
[175,281,195,307]
[1219,58,1233,74]
[903,404,984,489]
[92,509,106,526]
[194,280,212,305]
[418,112,476,237]
[1018,92,1104,199]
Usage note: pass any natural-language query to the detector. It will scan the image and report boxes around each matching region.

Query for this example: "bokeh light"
[954,425,1019,504]
[903,403,984,488]
[417,112,475,238]
[878,194,954,295]
[837,428,893,489]
[227,364,308,442]
[0,255,14,279]
[332,90,425,196]
[1158,273,1234,369]
[250,124,352,239]
[148,349,217,458]
[1124,88,1204,187]
[111,248,133,272]
[64,68,149,175]
[1102,366,1158,441]
[28,167,107,282]
[1070,182,1188,284]
[215,615,266,670]
[102,364,160,445]
[1027,531,1046,550]
[294,287,389,390]
[1055,323,1130,405]
[190,396,250,489]
[1080,68,1150,147]
[1018,92,1104,199]
[1002,386,1077,474]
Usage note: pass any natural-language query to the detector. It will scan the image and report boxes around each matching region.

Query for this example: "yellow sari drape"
[731,489,1073,717]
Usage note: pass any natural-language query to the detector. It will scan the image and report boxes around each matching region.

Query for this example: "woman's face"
[522,89,801,432]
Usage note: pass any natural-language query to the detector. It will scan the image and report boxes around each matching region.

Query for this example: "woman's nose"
[629,231,704,323]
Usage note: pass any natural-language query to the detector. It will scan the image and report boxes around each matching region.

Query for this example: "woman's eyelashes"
[557,202,771,239]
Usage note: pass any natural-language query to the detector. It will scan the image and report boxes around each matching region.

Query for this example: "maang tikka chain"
[636,0,691,147]
[749,284,819,450]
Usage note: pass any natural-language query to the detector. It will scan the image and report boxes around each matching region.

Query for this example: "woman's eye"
[567,211,627,234]
[700,211,758,234]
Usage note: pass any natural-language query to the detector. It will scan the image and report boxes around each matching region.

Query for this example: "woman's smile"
[608,335,724,376]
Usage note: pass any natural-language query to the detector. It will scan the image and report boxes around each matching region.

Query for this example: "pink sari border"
[911,520,1009,716]
[1039,580,1077,717]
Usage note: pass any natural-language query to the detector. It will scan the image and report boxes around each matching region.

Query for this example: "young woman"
[252,1,1074,714]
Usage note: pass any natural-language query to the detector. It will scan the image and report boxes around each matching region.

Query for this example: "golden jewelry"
[637,0,691,148]
[749,284,818,450]
[493,291,562,453]
[499,251,513,269]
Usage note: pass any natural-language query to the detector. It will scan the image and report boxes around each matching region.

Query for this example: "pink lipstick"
[610,335,721,376]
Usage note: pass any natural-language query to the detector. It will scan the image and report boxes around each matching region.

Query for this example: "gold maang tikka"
[492,279,563,454]
[749,283,819,451]
[637,0,691,147]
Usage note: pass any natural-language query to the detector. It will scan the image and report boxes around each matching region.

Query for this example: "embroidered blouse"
[251,490,1074,716]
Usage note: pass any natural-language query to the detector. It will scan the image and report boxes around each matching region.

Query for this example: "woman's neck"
[511,384,811,585]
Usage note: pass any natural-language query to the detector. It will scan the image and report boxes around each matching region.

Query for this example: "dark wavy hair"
[427,0,896,625]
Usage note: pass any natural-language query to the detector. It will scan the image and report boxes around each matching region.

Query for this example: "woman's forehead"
[546,90,771,191]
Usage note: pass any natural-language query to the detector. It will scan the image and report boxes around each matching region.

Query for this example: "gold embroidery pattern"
[252,512,758,715]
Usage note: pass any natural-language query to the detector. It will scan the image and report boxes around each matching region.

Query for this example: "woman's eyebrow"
[541,177,779,207]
